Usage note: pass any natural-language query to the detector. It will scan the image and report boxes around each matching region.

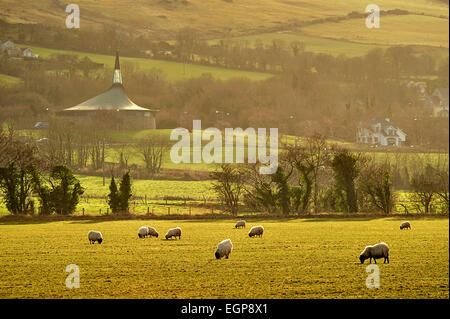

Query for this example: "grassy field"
[0,217,447,298]
[15,45,273,82]
[1,0,448,37]
[302,14,449,49]
[209,32,392,57]
[76,175,215,199]
[0,74,22,87]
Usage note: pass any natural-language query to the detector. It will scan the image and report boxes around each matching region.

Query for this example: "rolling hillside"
[15,44,273,81]
[1,0,448,43]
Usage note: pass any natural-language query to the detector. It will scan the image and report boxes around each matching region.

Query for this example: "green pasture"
[15,45,273,82]
[0,217,447,298]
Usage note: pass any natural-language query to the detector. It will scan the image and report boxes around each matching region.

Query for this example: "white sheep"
[138,226,159,238]
[235,220,246,229]
[400,221,411,230]
[248,225,264,238]
[215,239,233,259]
[165,227,182,240]
[146,226,159,238]
[359,242,389,264]
[88,230,103,244]
[138,226,149,238]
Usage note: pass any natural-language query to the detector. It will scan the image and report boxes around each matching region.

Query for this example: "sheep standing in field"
[88,231,103,244]
[248,225,264,238]
[138,226,149,238]
[235,220,246,229]
[165,227,182,240]
[146,226,159,238]
[400,221,411,230]
[359,242,389,264]
[215,239,233,259]
[138,226,159,238]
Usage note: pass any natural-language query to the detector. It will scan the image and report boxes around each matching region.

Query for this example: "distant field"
[302,15,449,49]
[210,32,391,57]
[76,175,214,199]
[0,217,447,298]
[1,0,448,37]
[0,74,22,87]
[15,45,273,82]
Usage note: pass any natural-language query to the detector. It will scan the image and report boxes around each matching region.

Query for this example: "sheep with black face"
[88,230,103,244]
[400,221,411,230]
[165,227,182,240]
[359,242,389,264]
[248,225,264,238]
[215,239,233,259]
[235,220,246,229]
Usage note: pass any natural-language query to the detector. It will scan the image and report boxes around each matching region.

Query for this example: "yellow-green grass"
[15,45,273,82]
[209,32,392,57]
[1,0,448,36]
[0,74,22,87]
[302,15,449,49]
[0,218,447,298]
[76,175,214,199]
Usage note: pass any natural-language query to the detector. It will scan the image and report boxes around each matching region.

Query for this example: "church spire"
[113,51,123,85]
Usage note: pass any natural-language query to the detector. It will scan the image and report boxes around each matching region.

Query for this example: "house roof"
[358,118,405,137]
[359,118,395,129]
[61,52,156,113]
[62,85,155,112]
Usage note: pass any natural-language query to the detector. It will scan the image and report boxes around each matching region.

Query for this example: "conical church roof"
[62,52,155,113]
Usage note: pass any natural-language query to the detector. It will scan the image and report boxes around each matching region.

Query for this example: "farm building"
[58,52,157,129]
[356,118,407,147]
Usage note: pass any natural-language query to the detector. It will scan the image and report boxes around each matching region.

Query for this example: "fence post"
[99,208,102,215]
[82,207,84,216]
[189,207,191,216]
[168,207,170,215]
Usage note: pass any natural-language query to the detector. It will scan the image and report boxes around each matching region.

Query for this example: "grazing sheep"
[146,226,159,238]
[400,221,411,230]
[165,227,182,240]
[215,239,233,259]
[359,242,389,264]
[88,231,103,244]
[138,226,159,238]
[235,220,246,229]
[138,226,149,238]
[248,225,264,238]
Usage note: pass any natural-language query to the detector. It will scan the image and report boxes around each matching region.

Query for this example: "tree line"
[211,135,449,216]
[0,129,134,215]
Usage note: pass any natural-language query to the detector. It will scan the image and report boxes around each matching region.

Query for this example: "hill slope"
[0,0,448,40]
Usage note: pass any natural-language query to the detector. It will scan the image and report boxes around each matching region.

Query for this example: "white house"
[22,48,34,58]
[357,118,407,147]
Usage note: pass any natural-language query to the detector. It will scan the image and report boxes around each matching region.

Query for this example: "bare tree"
[410,165,439,213]
[134,135,168,175]
[358,160,396,214]
[283,134,331,213]
[211,164,245,216]
[435,167,449,213]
